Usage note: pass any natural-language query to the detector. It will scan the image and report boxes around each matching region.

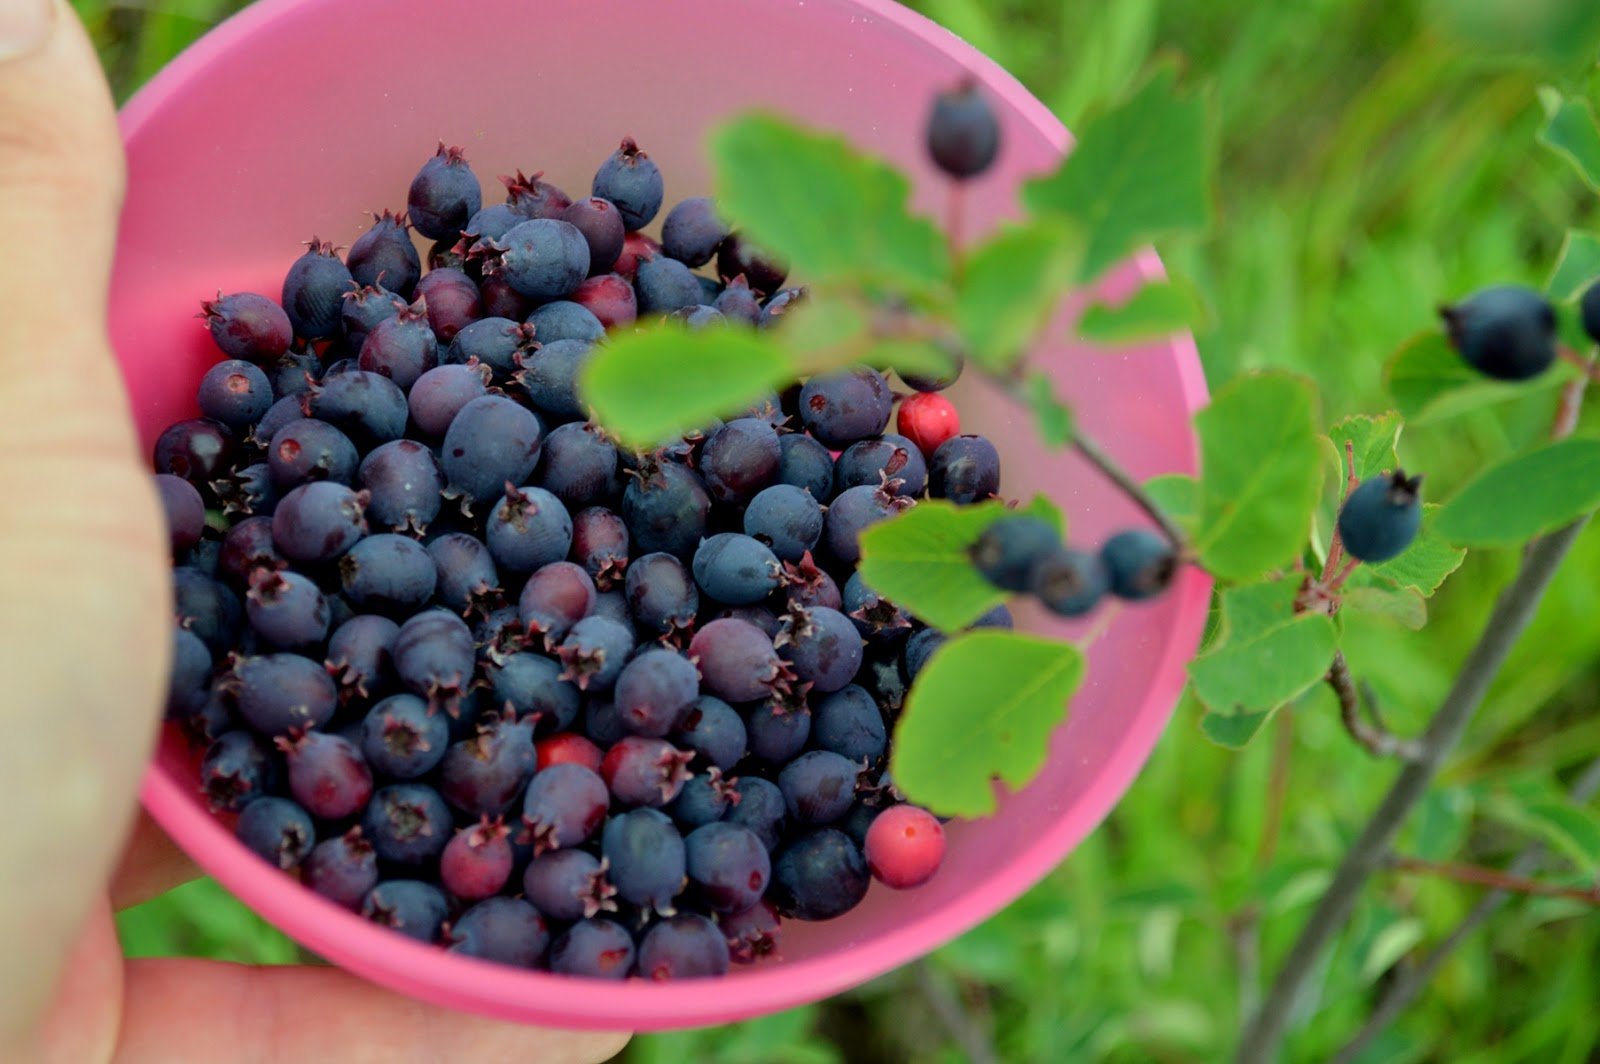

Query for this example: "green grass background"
[89,1,1600,1060]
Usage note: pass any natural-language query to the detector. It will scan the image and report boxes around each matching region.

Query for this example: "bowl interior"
[118,0,1210,1030]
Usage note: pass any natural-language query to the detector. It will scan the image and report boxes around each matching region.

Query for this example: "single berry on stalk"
[926,80,1001,179]
[1337,471,1424,563]
[1439,285,1558,382]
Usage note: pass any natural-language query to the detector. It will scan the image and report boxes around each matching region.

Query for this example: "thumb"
[0,2,169,1059]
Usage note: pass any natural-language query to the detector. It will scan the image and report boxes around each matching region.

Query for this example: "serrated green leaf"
[1024,372,1076,447]
[1199,707,1278,749]
[1481,793,1600,875]
[1538,88,1600,193]
[711,114,949,292]
[1548,230,1600,302]
[1188,579,1337,715]
[1192,372,1322,581]
[1364,505,1466,597]
[582,325,795,448]
[1434,438,1600,547]
[1144,474,1198,530]
[1023,67,1213,281]
[857,498,1062,632]
[1329,413,1403,480]
[1341,586,1427,630]
[957,221,1080,372]
[893,631,1085,816]
[1383,330,1557,423]
[1077,277,1208,345]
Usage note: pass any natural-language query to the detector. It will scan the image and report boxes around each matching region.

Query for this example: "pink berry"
[536,732,604,773]
[896,392,960,458]
[864,804,945,889]
[440,817,514,900]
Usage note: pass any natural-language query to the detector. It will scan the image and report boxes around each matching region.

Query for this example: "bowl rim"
[126,0,1214,1031]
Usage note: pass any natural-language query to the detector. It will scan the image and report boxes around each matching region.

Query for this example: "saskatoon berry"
[497,218,590,301]
[1337,471,1423,564]
[173,567,244,655]
[592,137,664,231]
[685,822,771,914]
[440,395,543,509]
[692,533,783,606]
[245,570,330,648]
[714,276,763,326]
[439,713,538,817]
[864,803,945,889]
[783,554,844,612]
[669,769,738,830]
[269,482,368,563]
[635,254,704,315]
[505,169,573,220]
[1440,285,1557,382]
[538,421,619,507]
[826,485,912,568]
[615,649,701,738]
[926,81,1001,179]
[235,796,315,870]
[637,913,731,980]
[212,462,277,519]
[778,750,861,827]
[230,653,337,736]
[900,353,965,395]
[267,418,359,490]
[535,732,604,773]
[426,532,500,617]
[799,367,893,448]
[569,506,630,588]
[278,729,374,820]
[339,534,438,614]
[743,485,824,565]
[488,653,581,733]
[672,304,725,330]
[745,697,813,764]
[771,828,870,921]
[622,458,712,560]
[200,730,275,811]
[361,783,452,867]
[671,696,747,773]
[725,776,787,852]
[661,196,729,267]
[197,360,274,430]
[357,300,438,389]
[701,418,781,504]
[439,818,514,900]
[812,683,888,762]
[583,699,630,748]
[572,272,639,329]
[558,197,627,276]
[515,337,593,420]
[518,561,597,647]
[362,880,448,943]
[523,849,617,921]
[408,363,489,439]
[760,285,806,328]
[303,827,379,910]
[555,615,635,692]
[775,433,836,501]
[717,233,788,297]
[528,299,606,343]
[326,614,398,699]
[445,317,537,380]
[447,897,549,968]
[487,485,573,574]
[1100,529,1178,601]
[624,552,699,637]
[970,515,1059,592]
[601,807,687,914]
[303,370,409,449]
[834,434,928,498]
[719,899,782,963]
[521,763,610,852]
[340,283,404,349]
[1030,546,1110,617]
[414,267,484,344]
[166,625,212,718]
[929,434,1000,505]
[201,291,293,363]
[689,618,787,703]
[406,144,482,241]
[348,210,421,298]
[613,231,660,279]
[361,693,449,779]
[281,239,354,340]
[778,606,864,694]
[154,418,236,488]
[550,918,636,979]
[155,474,205,556]
[393,608,476,711]
[601,736,695,808]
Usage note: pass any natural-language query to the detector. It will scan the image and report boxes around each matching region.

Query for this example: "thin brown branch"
[1556,344,1600,385]
[1070,429,1190,549]
[1326,652,1423,762]
[1385,855,1600,905]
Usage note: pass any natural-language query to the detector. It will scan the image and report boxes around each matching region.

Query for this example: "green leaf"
[957,222,1079,371]
[711,114,949,291]
[1023,67,1213,281]
[582,325,796,448]
[1363,506,1466,597]
[1538,88,1600,193]
[1024,372,1076,447]
[1328,413,1403,480]
[1199,707,1278,749]
[1077,277,1208,345]
[1341,585,1427,630]
[1192,372,1323,581]
[1144,474,1199,529]
[1188,579,1337,716]
[1547,229,1600,302]
[893,631,1085,816]
[1383,330,1553,423]
[1359,918,1424,984]
[1434,438,1600,547]
[857,498,1062,631]
[1481,793,1600,875]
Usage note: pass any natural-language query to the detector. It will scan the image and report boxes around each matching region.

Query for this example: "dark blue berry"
[155,418,236,488]
[270,481,367,563]
[624,552,699,637]
[671,696,747,773]
[200,730,275,811]
[615,649,700,738]
[523,849,617,921]
[445,317,538,380]
[926,81,1001,179]
[357,301,438,389]
[717,234,788,297]
[304,370,409,448]
[1337,472,1424,564]
[441,395,543,509]
[778,606,863,693]
[348,211,421,298]
[252,396,306,449]
[622,459,712,560]
[408,363,489,438]
[839,800,885,849]
[713,275,762,326]
[324,614,397,705]
[488,653,581,733]
[497,218,590,301]
[198,360,274,430]
[671,304,726,330]
[699,418,781,505]
[816,683,891,763]
[338,534,437,614]
[902,628,946,680]
[722,776,785,852]
[447,897,548,967]
[212,462,278,519]
[779,750,860,826]
[799,368,892,448]
[391,608,475,713]
[692,533,782,606]
[1096,528,1178,601]
[549,918,636,979]
[407,145,483,240]
[340,283,405,348]
[1440,285,1558,381]
[505,169,574,220]
[355,440,442,535]
[637,913,730,980]
[235,796,315,870]
[685,822,770,913]
[166,624,213,718]
[743,485,823,564]
[669,769,738,830]
[569,506,630,587]
[361,693,449,779]
[362,783,452,867]
[555,615,635,692]
[601,807,687,914]
[583,699,630,747]
[745,697,812,764]
[771,828,870,920]
[900,351,965,393]
[282,239,355,339]
[439,713,537,816]
[304,827,378,909]
[929,434,1000,505]
[1031,546,1109,617]
[230,653,337,735]
[245,570,330,648]
[201,291,293,363]
[362,880,448,943]
[834,435,927,498]
[592,137,664,231]
[826,485,912,567]
[970,515,1058,592]
[775,434,835,501]
[173,567,244,655]
[661,197,728,267]
[156,474,205,556]
[634,254,704,315]
[1583,279,1600,346]
[521,762,609,851]
[688,618,787,703]
[528,299,607,343]
[970,603,1012,629]
[537,421,618,507]
[484,485,572,574]
[267,418,358,490]
[518,561,597,647]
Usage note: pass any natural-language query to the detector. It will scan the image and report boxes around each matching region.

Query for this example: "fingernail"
[0,0,53,62]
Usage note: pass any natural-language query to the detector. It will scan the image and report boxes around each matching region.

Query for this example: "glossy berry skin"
[155,474,206,555]
[685,822,771,913]
[198,359,274,430]
[720,899,782,963]
[201,292,293,363]
[440,818,513,900]
[689,618,787,703]
[518,562,597,647]
[445,317,538,380]
[660,196,728,267]
[592,137,665,231]
[521,763,610,852]
[772,828,871,920]
[497,218,590,301]
[775,434,835,501]
[1440,285,1558,382]
[303,370,409,449]
[348,210,421,298]
[799,368,893,448]
[622,459,712,560]
[745,698,812,765]
[701,418,782,504]
[408,363,489,438]
[929,434,1000,505]
[362,880,448,943]
[340,283,404,348]
[896,391,961,458]
[602,736,695,808]
[447,897,549,968]
[200,731,275,811]
[602,807,687,914]
[425,533,499,616]
[555,615,635,692]
[1337,472,1424,564]
[361,693,449,779]
[779,750,860,826]
[154,418,236,488]
[485,486,572,574]
[812,683,888,761]
[634,254,704,315]
[303,828,379,909]
[1099,529,1179,601]
[572,272,639,329]
[550,918,636,979]
[825,484,912,567]
[489,653,581,733]
[523,849,617,921]
[778,606,863,694]
[865,804,945,889]
[413,267,483,344]
[361,783,452,867]
[693,533,783,606]
[235,796,315,869]
[638,913,731,980]
[394,609,477,711]
[282,239,355,339]
[569,506,630,588]
[267,418,358,490]
[717,234,788,297]
[1030,546,1110,617]
[538,421,618,507]
[515,337,594,420]
[615,649,701,737]
[624,552,699,637]
[245,570,330,648]
[926,82,1001,179]
[670,696,747,773]
[528,299,606,343]
[536,732,604,773]
[407,144,482,240]
[231,653,337,736]
[279,730,374,820]
[270,481,367,563]
[970,515,1059,592]
[559,197,626,275]
[834,435,928,498]
[440,395,543,509]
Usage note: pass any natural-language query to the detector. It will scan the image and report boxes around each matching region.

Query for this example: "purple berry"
[615,649,700,738]
[229,653,337,736]
[601,807,686,914]
[407,144,483,240]
[200,292,293,363]
[970,515,1058,592]
[929,434,1000,505]
[154,418,236,488]
[270,481,368,563]
[447,896,548,967]
[304,827,379,909]
[445,317,538,380]
[357,299,437,389]
[688,618,787,703]
[592,137,664,231]
[361,693,449,779]
[212,461,278,519]
[812,685,888,764]
[601,736,695,808]
[637,913,731,980]
[439,712,538,817]
[902,628,945,680]
[744,484,824,563]
[708,604,783,639]
[583,699,629,747]
[1100,528,1180,600]
[478,269,535,321]
[521,762,610,852]
[550,918,636,979]
[719,899,782,963]
[669,767,739,830]
[340,283,405,348]
[197,359,274,430]
[482,485,572,575]
[772,828,870,920]
[692,533,782,606]
[781,554,843,612]
[622,458,711,560]
[826,483,912,567]
[488,653,581,733]
[778,750,861,826]
[199,730,275,811]
[348,210,421,298]
[717,234,788,297]
[624,552,699,638]
[569,505,629,588]
[362,880,447,943]
[835,434,928,498]
[559,196,626,276]
[522,849,617,921]
[799,368,892,448]
[440,817,514,900]
[518,561,597,647]
[713,275,762,326]
[537,421,618,506]
[358,439,444,535]
[699,418,781,505]
[514,337,593,421]
[926,81,1001,179]
[671,304,726,330]
[685,822,771,914]
[245,570,330,649]
[528,299,607,343]
[1031,546,1110,617]
[574,271,639,328]
[235,796,315,870]
[760,286,808,329]
[843,571,912,643]
[671,696,746,773]
[505,169,573,220]
[267,418,359,490]
[971,603,1012,629]
[414,267,483,343]
[361,783,451,866]
[746,695,812,765]
[440,395,543,509]
[339,534,438,614]
[409,362,490,438]
[394,609,476,712]
[155,474,205,556]
[303,370,409,448]
[474,604,527,663]
[278,729,374,820]
[634,254,703,314]
[554,615,635,692]
[282,239,355,339]
[173,567,244,655]
[661,197,728,268]
[496,218,590,301]
[166,624,213,719]
[777,605,863,693]
[722,776,785,852]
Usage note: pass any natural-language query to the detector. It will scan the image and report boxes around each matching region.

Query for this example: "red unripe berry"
[864,804,945,889]
[896,393,960,458]
[537,732,604,773]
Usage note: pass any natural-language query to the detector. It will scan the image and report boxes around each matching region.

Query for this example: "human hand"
[0,4,627,1061]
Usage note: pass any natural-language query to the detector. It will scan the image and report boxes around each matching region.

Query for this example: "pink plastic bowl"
[118,0,1210,1031]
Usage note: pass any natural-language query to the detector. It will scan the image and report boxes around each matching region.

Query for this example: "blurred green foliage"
[95,0,1600,1059]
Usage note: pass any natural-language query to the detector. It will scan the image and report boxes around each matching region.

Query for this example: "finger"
[114,959,631,1064]
[0,2,169,1055]
[111,812,201,911]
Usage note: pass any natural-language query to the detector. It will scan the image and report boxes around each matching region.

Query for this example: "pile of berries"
[154,138,998,980]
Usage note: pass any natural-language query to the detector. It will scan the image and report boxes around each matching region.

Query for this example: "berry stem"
[1552,347,1595,439]
[1325,652,1422,762]
[1329,755,1600,1064]
[946,183,966,283]
[1240,514,1592,1063]
[1068,427,1190,550]
[1556,344,1600,385]
[1385,854,1600,904]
